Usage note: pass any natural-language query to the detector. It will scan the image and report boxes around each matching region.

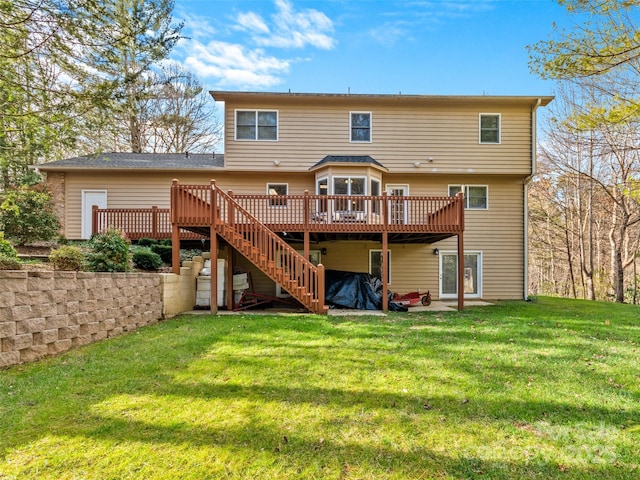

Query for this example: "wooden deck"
[170,183,465,240]
[92,181,465,313]
[92,205,205,240]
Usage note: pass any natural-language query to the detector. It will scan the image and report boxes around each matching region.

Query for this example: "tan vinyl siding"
[223,101,533,175]
[60,171,524,300]
[61,171,319,239]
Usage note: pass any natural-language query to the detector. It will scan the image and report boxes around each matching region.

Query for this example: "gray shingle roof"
[310,155,387,170]
[37,152,224,171]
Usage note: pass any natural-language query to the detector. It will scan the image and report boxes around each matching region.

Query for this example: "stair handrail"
[212,181,325,313]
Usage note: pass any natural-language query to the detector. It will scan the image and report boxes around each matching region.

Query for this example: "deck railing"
[212,185,325,313]
[171,183,464,234]
[92,206,204,240]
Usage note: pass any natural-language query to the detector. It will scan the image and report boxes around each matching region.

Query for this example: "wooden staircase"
[173,181,326,314]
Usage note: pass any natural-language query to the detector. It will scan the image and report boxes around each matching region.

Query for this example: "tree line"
[0,0,220,189]
[528,0,640,303]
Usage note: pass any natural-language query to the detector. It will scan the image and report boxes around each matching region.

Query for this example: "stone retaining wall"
[0,271,163,368]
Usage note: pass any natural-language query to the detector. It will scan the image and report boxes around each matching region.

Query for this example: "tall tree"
[0,0,81,188]
[146,63,221,154]
[528,0,640,124]
[70,0,183,153]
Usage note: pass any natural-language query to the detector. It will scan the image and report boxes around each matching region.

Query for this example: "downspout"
[524,98,542,300]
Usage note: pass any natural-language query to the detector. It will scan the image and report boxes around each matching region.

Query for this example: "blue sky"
[171,0,574,97]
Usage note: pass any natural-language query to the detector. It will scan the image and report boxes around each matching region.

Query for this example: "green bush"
[86,228,131,272]
[137,237,157,247]
[159,238,172,246]
[0,183,60,245]
[49,245,86,271]
[0,254,21,270]
[180,248,202,263]
[150,244,172,264]
[0,232,17,257]
[132,247,163,271]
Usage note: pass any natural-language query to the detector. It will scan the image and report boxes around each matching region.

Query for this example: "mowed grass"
[1,297,639,479]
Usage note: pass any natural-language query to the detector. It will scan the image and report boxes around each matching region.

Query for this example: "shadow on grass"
[1,301,639,478]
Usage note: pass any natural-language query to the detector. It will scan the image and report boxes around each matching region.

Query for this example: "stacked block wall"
[0,271,163,368]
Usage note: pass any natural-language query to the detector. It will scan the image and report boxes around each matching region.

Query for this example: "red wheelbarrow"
[392,290,432,307]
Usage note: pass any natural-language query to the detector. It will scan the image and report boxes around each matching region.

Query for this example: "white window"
[449,185,488,210]
[236,110,278,140]
[370,179,381,215]
[267,183,287,207]
[370,250,391,284]
[350,112,371,142]
[479,113,500,144]
[316,177,328,214]
[334,176,366,212]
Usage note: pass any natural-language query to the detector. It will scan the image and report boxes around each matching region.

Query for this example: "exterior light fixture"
[433,248,439,255]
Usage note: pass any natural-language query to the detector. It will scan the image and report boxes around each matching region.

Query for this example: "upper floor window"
[236,110,278,140]
[449,185,488,210]
[350,112,371,142]
[479,114,500,144]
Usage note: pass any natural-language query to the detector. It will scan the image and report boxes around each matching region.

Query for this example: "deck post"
[210,225,218,314]
[382,231,389,312]
[151,206,158,237]
[171,180,180,274]
[226,247,234,311]
[318,263,325,314]
[381,192,389,312]
[457,192,465,311]
[303,190,310,261]
[92,205,98,237]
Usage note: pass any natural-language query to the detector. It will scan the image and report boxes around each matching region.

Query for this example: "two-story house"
[39,91,552,313]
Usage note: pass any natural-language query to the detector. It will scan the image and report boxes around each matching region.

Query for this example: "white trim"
[448,184,489,210]
[349,111,372,143]
[369,249,391,285]
[316,176,329,194]
[81,190,107,240]
[479,113,501,144]
[439,250,483,299]
[234,109,279,141]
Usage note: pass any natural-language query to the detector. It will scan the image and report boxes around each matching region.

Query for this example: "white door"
[81,190,107,239]
[386,185,408,224]
[439,251,482,299]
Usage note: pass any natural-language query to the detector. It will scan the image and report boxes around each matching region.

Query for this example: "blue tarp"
[325,270,407,311]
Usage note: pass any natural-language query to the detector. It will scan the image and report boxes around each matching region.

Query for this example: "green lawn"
[1,297,639,479]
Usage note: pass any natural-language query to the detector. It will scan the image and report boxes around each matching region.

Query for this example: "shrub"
[150,244,172,264]
[180,248,202,263]
[0,183,60,245]
[0,232,17,257]
[132,247,163,271]
[159,238,172,246]
[86,228,131,272]
[0,254,21,270]
[49,245,86,271]
[137,237,157,247]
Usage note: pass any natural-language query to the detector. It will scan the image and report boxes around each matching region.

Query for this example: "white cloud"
[237,11,270,34]
[174,0,336,89]
[238,0,335,50]
[368,0,495,47]
[183,40,290,88]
